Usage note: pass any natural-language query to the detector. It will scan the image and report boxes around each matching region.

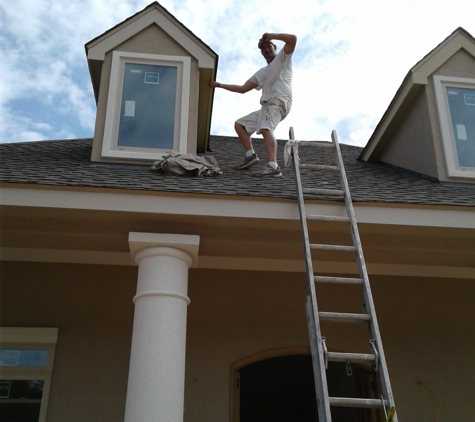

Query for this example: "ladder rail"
[289,128,332,421]
[289,128,398,422]
[331,130,397,416]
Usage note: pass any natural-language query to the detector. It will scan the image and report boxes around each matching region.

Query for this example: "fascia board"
[1,186,474,230]
[413,34,475,76]
[87,8,215,68]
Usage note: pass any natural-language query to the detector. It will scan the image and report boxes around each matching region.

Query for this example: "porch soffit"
[1,200,474,279]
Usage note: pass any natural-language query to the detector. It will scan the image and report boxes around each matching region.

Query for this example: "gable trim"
[86,7,215,68]
[413,31,475,77]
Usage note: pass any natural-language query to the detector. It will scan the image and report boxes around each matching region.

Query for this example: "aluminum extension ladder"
[288,128,397,422]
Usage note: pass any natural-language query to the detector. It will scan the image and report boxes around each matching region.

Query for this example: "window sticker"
[144,72,160,84]
[456,124,468,141]
[124,100,135,117]
[0,381,11,398]
[465,93,475,105]
[131,69,142,74]
[1,350,20,366]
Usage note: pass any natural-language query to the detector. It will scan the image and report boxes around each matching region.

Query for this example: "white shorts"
[236,98,291,135]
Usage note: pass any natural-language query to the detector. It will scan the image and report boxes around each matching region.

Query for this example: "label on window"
[144,72,159,84]
[1,350,20,366]
[124,101,135,117]
[464,94,475,105]
[0,381,11,398]
[456,124,467,141]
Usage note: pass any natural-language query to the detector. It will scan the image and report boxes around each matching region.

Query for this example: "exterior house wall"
[0,262,136,421]
[1,262,473,422]
[91,24,200,163]
[378,88,438,178]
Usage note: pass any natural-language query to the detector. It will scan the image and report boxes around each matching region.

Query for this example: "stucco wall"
[378,88,439,179]
[0,262,137,421]
[1,263,474,421]
[186,270,475,422]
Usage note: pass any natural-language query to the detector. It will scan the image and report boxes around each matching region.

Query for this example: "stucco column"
[125,232,200,422]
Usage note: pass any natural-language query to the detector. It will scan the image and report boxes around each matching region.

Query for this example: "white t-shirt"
[249,49,293,105]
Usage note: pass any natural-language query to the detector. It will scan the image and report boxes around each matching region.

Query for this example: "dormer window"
[434,75,475,179]
[86,2,217,164]
[101,51,191,161]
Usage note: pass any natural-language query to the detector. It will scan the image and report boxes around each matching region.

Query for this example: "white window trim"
[434,75,475,179]
[0,327,58,422]
[102,51,191,161]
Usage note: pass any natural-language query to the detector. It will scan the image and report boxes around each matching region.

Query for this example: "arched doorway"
[232,349,380,422]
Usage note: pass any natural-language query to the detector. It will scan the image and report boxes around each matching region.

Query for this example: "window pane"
[0,349,48,367]
[118,63,177,150]
[446,86,475,168]
[0,380,43,422]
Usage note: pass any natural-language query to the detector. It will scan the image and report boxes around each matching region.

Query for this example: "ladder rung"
[329,397,388,409]
[299,141,334,148]
[326,351,376,364]
[299,163,339,171]
[302,188,344,196]
[314,276,364,285]
[319,312,371,323]
[310,244,356,252]
[306,215,350,223]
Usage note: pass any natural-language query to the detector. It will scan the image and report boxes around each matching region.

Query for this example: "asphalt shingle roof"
[1,136,474,207]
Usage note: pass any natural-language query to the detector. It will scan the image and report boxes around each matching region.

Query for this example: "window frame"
[101,51,191,161]
[0,327,58,422]
[434,75,475,179]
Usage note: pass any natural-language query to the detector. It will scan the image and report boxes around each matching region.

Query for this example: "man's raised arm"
[259,33,297,54]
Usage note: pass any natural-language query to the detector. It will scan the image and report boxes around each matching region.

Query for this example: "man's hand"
[258,33,297,54]
[209,80,219,89]
[258,33,271,48]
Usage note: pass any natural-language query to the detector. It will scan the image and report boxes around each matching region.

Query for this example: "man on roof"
[210,32,297,177]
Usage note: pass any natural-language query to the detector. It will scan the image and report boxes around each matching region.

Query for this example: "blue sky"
[1,0,474,146]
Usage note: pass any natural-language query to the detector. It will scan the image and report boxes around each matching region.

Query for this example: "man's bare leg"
[234,122,260,169]
[260,129,278,164]
[252,128,281,176]
[234,122,253,151]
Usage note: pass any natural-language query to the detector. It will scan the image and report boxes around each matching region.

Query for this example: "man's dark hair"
[258,40,276,49]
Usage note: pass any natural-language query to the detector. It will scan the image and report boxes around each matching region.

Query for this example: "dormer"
[85,2,218,164]
[360,28,475,184]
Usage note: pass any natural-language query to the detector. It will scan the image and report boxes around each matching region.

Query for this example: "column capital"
[128,232,200,268]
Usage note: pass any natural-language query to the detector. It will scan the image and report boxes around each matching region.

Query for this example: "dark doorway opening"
[238,354,378,422]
